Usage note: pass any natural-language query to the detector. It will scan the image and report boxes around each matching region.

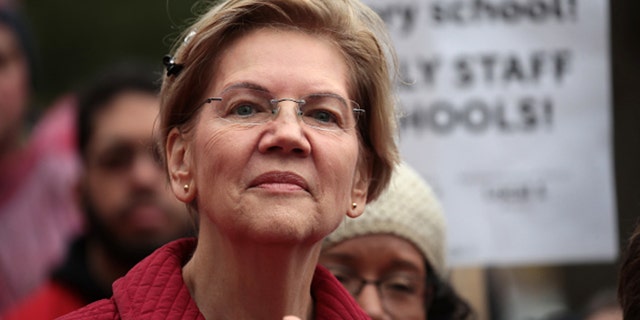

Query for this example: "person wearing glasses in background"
[618,221,640,319]
[59,0,400,319]
[321,162,474,320]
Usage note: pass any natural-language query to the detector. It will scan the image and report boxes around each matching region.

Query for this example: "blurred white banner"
[364,0,616,266]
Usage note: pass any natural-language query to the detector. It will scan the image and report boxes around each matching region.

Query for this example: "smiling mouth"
[249,171,309,192]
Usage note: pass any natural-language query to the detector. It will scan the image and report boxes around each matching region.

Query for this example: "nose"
[356,284,391,320]
[257,101,311,156]
[130,151,163,188]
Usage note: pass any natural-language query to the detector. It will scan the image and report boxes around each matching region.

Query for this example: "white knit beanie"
[323,162,447,279]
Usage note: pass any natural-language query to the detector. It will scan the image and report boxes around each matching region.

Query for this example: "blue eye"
[233,104,257,117]
[306,109,336,123]
[203,88,361,130]
[301,94,345,128]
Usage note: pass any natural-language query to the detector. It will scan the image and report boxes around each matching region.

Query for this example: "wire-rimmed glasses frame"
[200,87,365,131]
[327,265,427,309]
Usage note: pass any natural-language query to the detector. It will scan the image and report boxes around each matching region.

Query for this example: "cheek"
[194,127,239,178]
[86,173,124,218]
[191,125,255,202]
[0,80,27,127]
[324,162,351,204]
[0,64,29,111]
[318,136,360,199]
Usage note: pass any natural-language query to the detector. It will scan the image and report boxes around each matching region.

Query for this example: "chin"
[214,200,332,244]
[239,217,325,246]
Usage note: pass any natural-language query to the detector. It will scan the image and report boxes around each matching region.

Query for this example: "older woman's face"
[175,28,368,243]
[319,234,428,320]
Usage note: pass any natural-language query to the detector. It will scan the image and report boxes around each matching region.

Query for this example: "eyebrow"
[220,82,349,105]
[322,252,359,264]
[385,259,424,274]
[221,82,270,94]
[323,253,424,274]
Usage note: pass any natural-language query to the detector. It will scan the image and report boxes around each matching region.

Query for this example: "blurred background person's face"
[320,234,429,320]
[585,308,623,320]
[82,91,191,265]
[0,23,29,154]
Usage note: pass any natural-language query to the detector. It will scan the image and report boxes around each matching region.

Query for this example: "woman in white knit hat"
[320,162,473,319]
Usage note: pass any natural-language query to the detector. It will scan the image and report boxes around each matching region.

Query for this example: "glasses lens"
[215,88,273,125]
[378,274,426,315]
[327,266,364,295]
[95,143,159,172]
[206,88,360,131]
[299,94,355,131]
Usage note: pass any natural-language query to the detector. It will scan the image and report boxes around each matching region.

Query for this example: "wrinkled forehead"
[89,93,159,149]
[207,26,354,101]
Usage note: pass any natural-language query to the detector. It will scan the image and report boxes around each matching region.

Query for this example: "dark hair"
[426,261,475,320]
[0,8,38,90]
[76,62,161,161]
[618,221,640,319]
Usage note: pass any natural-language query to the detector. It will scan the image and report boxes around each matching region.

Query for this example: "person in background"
[60,0,400,318]
[320,162,474,320]
[581,288,622,320]
[618,222,640,320]
[2,62,194,319]
[0,8,82,313]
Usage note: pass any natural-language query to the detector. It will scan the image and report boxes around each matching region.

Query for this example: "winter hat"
[324,162,447,278]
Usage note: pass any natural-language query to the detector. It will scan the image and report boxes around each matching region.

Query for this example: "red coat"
[58,238,369,320]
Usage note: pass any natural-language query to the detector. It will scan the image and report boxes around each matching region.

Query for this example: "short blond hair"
[159,0,399,201]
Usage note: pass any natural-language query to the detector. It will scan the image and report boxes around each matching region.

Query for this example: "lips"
[249,171,309,192]
[126,204,168,231]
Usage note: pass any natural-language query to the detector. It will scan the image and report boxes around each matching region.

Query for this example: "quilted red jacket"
[58,238,369,320]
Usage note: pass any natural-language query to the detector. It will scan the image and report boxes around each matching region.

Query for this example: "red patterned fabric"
[58,238,369,320]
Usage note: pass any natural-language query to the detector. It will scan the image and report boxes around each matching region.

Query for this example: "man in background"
[3,62,194,319]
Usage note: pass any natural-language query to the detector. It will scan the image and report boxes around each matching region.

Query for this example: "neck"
[86,239,132,293]
[183,218,320,320]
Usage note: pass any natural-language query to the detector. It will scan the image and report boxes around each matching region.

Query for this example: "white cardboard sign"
[364,0,616,266]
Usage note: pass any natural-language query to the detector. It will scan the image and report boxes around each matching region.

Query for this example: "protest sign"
[364,0,616,266]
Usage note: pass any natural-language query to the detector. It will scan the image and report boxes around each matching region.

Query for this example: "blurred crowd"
[0,1,634,320]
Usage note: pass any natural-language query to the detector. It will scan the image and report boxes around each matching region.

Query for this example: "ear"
[166,127,196,203]
[347,163,370,218]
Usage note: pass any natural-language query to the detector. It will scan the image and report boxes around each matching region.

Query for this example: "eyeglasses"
[327,266,426,308]
[92,142,160,173]
[200,87,365,131]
